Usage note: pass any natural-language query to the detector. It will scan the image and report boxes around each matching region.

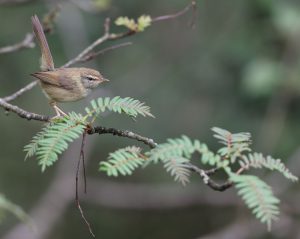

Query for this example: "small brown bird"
[30,15,108,117]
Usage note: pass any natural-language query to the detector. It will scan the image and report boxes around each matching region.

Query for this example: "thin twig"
[190,0,197,28]
[236,167,245,175]
[0,33,35,54]
[184,163,233,191]
[104,17,110,35]
[63,35,109,67]
[0,98,49,121]
[0,6,60,55]
[76,131,95,237]
[75,201,95,238]
[2,81,38,102]
[204,167,222,176]
[152,0,196,23]
[81,132,87,194]
[63,19,134,67]
[80,42,132,62]
[0,0,36,4]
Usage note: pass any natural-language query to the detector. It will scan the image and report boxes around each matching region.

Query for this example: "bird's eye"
[86,76,96,81]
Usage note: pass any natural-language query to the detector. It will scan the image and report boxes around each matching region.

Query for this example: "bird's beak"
[103,78,109,82]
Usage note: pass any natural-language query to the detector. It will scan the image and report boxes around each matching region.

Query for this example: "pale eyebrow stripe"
[86,75,98,80]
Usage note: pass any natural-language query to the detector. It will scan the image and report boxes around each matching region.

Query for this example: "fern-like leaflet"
[100,146,145,176]
[230,173,280,231]
[212,127,251,145]
[24,114,85,171]
[24,128,47,160]
[212,127,252,163]
[147,135,196,163]
[85,96,154,119]
[194,141,221,166]
[143,136,222,184]
[163,156,190,186]
[239,153,298,182]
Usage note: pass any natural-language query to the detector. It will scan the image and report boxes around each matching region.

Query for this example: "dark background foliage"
[1,0,300,238]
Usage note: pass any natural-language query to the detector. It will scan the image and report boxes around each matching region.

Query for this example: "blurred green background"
[1,0,300,238]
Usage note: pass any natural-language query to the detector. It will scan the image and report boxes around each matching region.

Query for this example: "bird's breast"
[40,80,88,102]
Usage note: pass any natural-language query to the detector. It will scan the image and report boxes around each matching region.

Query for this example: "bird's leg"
[49,101,67,118]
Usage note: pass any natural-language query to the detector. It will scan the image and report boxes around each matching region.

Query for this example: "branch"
[88,126,233,192]
[0,33,35,54]
[0,6,59,55]
[152,0,196,23]
[88,126,158,148]
[0,99,49,121]
[2,81,38,102]
[0,0,36,5]
[62,18,134,68]
[184,163,233,191]
[79,42,132,63]
[75,132,95,237]
[62,18,111,68]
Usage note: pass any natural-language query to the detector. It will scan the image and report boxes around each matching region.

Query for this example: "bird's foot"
[50,102,68,120]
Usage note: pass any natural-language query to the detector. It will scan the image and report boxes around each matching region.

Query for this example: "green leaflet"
[85,96,154,119]
[239,153,298,182]
[115,15,152,32]
[146,135,196,163]
[163,156,190,186]
[102,136,221,186]
[24,114,85,172]
[100,146,144,176]
[212,127,252,163]
[230,174,280,231]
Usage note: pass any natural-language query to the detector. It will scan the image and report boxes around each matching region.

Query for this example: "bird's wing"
[30,71,60,86]
[31,71,74,90]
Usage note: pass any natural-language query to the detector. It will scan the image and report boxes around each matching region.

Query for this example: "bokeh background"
[1,0,300,238]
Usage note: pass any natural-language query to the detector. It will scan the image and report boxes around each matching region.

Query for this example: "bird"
[30,15,109,118]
